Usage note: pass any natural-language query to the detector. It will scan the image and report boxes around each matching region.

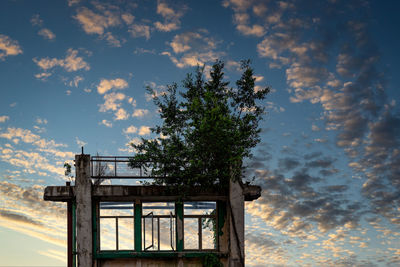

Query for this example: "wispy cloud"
[100,119,112,128]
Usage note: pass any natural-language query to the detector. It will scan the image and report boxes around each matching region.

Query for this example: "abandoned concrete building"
[44,154,261,267]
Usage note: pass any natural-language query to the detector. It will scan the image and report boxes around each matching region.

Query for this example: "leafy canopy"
[130,60,269,190]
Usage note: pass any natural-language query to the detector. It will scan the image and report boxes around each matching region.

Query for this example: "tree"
[130,60,269,191]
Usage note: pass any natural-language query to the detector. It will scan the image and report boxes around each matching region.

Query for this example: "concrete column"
[75,154,93,267]
[229,180,245,267]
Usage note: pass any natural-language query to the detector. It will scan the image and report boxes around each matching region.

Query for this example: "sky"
[0,0,399,266]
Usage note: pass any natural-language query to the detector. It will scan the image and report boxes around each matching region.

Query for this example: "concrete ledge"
[44,185,74,201]
[44,184,261,202]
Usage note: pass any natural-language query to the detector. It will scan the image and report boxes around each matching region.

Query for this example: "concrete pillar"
[75,154,93,267]
[229,180,244,267]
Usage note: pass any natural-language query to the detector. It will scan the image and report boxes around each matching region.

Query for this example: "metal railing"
[91,156,165,179]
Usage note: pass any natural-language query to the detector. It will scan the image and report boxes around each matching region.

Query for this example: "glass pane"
[159,217,174,250]
[184,202,216,215]
[142,213,155,250]
[100,218,116,250]
[184,218,198,249]
[100,202,134,216]
[202,218,216,249]
[118,218,134,250]
[143,202,175,215]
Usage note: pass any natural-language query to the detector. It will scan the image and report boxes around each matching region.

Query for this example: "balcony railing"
[90,156,164,179]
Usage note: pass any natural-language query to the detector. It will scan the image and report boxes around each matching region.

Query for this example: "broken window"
[99,202,134,250]
[142,202,175,251]
[184,202,217,250]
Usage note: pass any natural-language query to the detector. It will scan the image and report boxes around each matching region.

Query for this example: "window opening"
[184,202,217,250]
[99,202,134,251]
[142,202,175,251]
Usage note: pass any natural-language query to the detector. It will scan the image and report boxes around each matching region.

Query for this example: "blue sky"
[0,0,399,266]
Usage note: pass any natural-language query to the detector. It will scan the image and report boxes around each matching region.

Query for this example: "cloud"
[0,127,66,149]
[306,157,335,169]
[0,181,67,248]
[103,32,122,47]
[75,137,87,147]
[74,6,121,35]
[114,108,129,120]
[134,48,156,55]
[68,0,81,6]
[169,31,217,54]
[33,48,90,74]
[123,125,137,134]
[128,24,151,40]
[34,72,52,81]
[0,34,23,60]
[97,78,128,94]
[30,14,43,26]
[0,149,66,176]
[312,124,320,131]
[0,116,9,123]
[121,13,134,25]
[236,22,265,37]
[154,0,186,32]
[38,28,56,40]
[31,15,56,40]
[278,157,301,172]
[99,92,126,112]
[69,75,84,87]
[138,126,151,136]
[100,119,112,127]
[162,50,225,69]
[286,63,329,89]
[35,118,48,125]
[38,249,66,263]
[132,109,149,118]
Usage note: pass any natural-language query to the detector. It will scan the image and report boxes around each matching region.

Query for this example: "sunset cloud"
[154,0,186,32]
[0,34,22,60]
[33,48,90,74]
[132,109,149,118]
[74,6,120,35]
[38,28,56,40]
[0,115,9,123]
[138,126,151,136]
[97,78,128,94]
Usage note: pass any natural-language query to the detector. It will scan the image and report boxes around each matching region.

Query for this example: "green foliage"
[202,253,223,267]
[64,162,74,182]
[130,60,269,190]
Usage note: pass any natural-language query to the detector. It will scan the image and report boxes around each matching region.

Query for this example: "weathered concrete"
[75,154,93,267]
[229,181,245,267]
[44,184,261,202]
